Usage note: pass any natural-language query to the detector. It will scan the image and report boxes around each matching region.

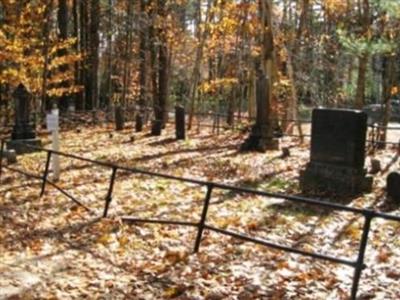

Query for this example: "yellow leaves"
[97,234,112,246]
[198,77,239,94]
[0,2,81,101]
[163,285,186,298]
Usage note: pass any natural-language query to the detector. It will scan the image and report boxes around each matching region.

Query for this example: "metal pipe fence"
[1,139,400,299]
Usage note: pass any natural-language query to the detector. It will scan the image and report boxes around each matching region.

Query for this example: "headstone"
[48,106,60,181]
[369,159,381,174]
[7,84,41,154]
[300,108,373,195]
[175,105,185,140]
[115,106,124,131]
[135,114,143,132]
[151,119,162,136]
[387,172,400,203]
[4,149,17,164]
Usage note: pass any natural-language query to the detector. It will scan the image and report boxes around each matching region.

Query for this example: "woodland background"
[1,0,400,133]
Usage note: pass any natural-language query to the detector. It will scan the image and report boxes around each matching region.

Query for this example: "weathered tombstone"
[4,149,17,164]
[151,119,162,136]
[7,84,41,154]
[175,105,185,140]
[387,172,400,203]
[115,105,124,131]
[300,109,373,195]
[135,114,143,132]
[241,68,279,152]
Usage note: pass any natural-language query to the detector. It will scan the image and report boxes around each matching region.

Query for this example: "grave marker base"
[300,162,373,195]
[7,139,42,154]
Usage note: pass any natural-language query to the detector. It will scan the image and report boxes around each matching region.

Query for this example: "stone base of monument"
[6,139,42,155]
[241,124,279,152]
[300,162,373,195]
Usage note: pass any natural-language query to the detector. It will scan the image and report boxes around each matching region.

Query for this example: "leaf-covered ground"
[1,123,400,299]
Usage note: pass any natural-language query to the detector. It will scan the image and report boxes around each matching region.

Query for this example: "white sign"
[46,114,59,131]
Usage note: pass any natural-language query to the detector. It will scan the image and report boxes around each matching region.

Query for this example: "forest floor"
[0,122,400,300]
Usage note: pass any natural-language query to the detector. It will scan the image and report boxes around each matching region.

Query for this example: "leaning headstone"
[387,172,400,203]
[7,84,41,154]
[300,108,373,195]
[175,105,185,140]
[115,105,124,131]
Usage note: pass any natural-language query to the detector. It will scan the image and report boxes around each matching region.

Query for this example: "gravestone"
[387,172,400,203]
[175,105,185,140]
[300,108,373,195]
[7,84,41,154]
[151,119,162,136]
[4,150,17,164]
[135,114,143,132]
[115,105,124,131]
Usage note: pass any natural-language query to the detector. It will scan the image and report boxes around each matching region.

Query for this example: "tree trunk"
[187,0,214,130]
[40,0,53,113]
[355,0,370,109]
[121,0,134,107]
[355,53,368,109]
[138,0,148,114]
[57,0,69,111]
[72,0,79,110]
[88,0,100,110]
[241,0,278,151]
[77,1,88,110]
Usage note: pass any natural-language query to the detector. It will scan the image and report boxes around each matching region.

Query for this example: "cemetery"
[2,1,400,299]
[1,83,400,299]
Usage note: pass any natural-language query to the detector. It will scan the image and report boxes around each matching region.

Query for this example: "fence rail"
[1,139,400,299]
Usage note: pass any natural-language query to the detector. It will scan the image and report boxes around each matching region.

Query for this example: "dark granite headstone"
[175,105,185,140]
[387,172,400,203]
[135,114,143,132]
[151,119,162,136]
[115,106,124,131]
[7,84,41,154]
[300,109,372,195]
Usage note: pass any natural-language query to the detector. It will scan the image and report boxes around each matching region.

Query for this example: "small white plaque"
[46,114,59,131]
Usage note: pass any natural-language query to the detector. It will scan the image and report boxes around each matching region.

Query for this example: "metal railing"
[1,139,400,299]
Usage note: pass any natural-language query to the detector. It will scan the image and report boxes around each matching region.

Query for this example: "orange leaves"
[324,0,349,16]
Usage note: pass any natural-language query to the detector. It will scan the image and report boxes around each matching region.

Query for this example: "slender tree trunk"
[88,0,100,110]
[188,0,213,130]
[157,0,169,125]
[122,0,134,107]
[78,1,88,110]
[41,0,53,113]
[105,0,113,109]
[72,0,79,110]
[355,0,370,109]
[57,0,69,111]
[138,0,148,114]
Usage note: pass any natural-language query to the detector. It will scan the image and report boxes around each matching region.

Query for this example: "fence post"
[40,151,52,197]
[103,167,118,218]
[0,140,4,182]
[350,212,373,300]
[194,184,214,253]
